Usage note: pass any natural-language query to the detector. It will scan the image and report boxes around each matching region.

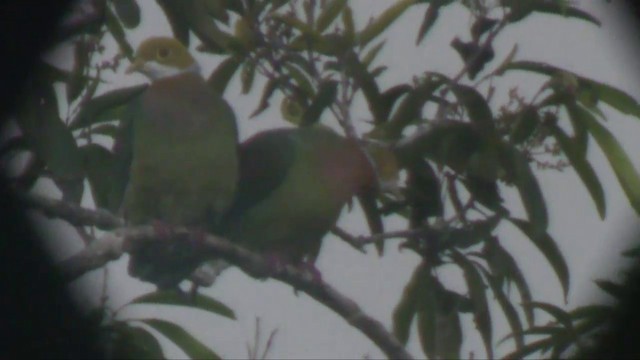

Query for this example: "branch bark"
[24,194,414,360]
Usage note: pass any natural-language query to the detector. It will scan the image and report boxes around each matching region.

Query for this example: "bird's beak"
[125,58,145,74]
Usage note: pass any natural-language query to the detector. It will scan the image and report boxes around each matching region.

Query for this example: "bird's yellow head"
[126,37,199,80]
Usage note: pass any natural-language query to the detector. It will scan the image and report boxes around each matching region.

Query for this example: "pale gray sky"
[30,1,640,358]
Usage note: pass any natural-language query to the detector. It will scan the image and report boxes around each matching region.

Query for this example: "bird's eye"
[157,48,171,59]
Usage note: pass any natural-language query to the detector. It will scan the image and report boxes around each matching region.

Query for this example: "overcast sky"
[30,1,640,358]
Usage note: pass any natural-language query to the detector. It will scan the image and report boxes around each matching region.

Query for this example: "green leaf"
[564,101,590,157]
[250,78,280,118]
[241,59,256,94]
[483,233,534,326]
[361,41,386,69]
[510,218,569,300]
[525,301,574,331]
[140,319,221,360]
[184,1,243,53]
[530,2,601,26]
[450,251,493,359]
[479,267,525,350]
[316,0,347,33]
[357,0,415,48]
[415,0,453,45]
[111,322,165,359]
[501,61,640,118]
[285,64,314,97]
[406,159,443,220]
[392,263,429,344]
[112,0,141,28]
[81,144,117,210]
[70,84,147,130]
[384,73,447,138]
[344,52,383,120]
[301,80,338,126]
[18,84,83,180]
[510,106,539,144]
[594,279,626,299]
[503,336,559,359]
[451,84,495,132]
[207,56,243,95]
[463,175,504,213]
[342,5,355,43]
[131,290,236,320]
[577,104,640,215]
[569,304,612,321]
[67,42,90,102]
[105,7,134,60]
[407,122,482,172]
[549,124,605,219]
[416,284,437,359]
[501,145,548,236]
[156,0,190,45]
[498,325,563,346]
[417,278,463,359]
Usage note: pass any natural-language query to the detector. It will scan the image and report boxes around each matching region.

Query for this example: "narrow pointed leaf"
[357,0,415,48]
[564,101,590,158]
[105,7,134,60]
[501,61,640,118]
[549,123,605,218]
[525,301,574,331]
[67,42,90,102]
[510,218,569,300]
[531,3,601,26]
[501,145,548,235]
[285,64,314,96]
[111,322,164,359]
[112,0,141,28]
[392,263,430,344]
[452,84,495,132]
[415,0,454,45]
[361,41,386,69]
[70,84,147,129]
[450,251,493,359]
[140,319,221,360]
[250,79,280,118]
[316,0,347,32]
[594,279,626,299]
[577,105,640,215]
[510,106,539,144]
[81,144,117,210]
[156,0,190,45]
[503,336,560,359]
[131,290,236,320]
[241,59,256,94]
[301,80,338,126]
[479,267,525,350]
[207,56,243,95]
[342,5,355,43]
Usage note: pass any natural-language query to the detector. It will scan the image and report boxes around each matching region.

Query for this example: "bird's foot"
[263,252,289,276]
[152,220,174,239]
[187,227,208,247]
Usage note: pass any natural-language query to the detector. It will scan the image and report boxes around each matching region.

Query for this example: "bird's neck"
[146,62,201,81]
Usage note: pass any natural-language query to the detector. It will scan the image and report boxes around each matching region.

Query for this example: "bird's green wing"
[221,129,297,226]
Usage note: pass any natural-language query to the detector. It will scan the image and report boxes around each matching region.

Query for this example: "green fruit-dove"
[219,125,398,273]
[122,37,238,289]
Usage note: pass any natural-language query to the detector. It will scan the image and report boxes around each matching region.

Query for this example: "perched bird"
[122,37,239,289]
[219,125,397,274]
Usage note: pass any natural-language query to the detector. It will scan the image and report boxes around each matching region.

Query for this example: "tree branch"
[25,195,414,360]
